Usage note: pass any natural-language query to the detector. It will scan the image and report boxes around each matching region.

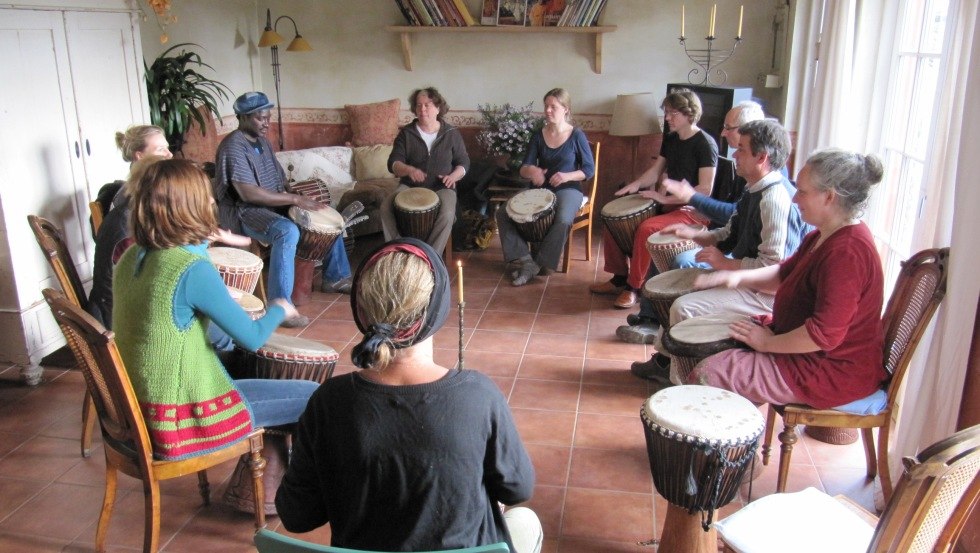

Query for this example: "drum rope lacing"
[687,439,760,530]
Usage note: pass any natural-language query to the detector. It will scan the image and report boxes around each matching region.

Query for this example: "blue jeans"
[236,379,319,428]
[241,217,350,303]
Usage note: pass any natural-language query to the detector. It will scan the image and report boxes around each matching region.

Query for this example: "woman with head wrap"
[276,238,542,553]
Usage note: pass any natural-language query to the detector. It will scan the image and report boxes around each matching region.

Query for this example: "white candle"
[710,4,717,37]
[457,260,464,303]
[681,5,685,38]
[737,5,743,38]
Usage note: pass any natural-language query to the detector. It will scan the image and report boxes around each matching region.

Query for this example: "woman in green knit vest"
[112,159,318,461]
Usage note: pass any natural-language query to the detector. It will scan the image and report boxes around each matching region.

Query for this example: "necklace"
[814,218,857,249]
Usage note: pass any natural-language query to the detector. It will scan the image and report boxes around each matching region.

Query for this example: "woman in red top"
[689,149,886,409]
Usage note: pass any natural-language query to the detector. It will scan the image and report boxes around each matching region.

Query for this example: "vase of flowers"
[476,102,544,174]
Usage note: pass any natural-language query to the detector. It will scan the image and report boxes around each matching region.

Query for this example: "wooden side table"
[487,171,530,219]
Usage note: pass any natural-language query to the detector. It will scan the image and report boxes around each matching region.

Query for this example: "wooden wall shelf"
[385,25,617,74]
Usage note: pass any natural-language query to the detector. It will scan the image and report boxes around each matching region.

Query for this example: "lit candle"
[681,5,685,38]
[457,260,464,303]
[737,5,743,38]
[709,4,716,37]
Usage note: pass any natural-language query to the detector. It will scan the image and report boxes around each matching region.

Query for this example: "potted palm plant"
[145,43,231,155]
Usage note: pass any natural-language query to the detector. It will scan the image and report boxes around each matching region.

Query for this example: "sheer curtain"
[783,0,979,488]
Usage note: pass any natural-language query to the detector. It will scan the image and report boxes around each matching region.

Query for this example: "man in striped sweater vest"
[632,119,809,383]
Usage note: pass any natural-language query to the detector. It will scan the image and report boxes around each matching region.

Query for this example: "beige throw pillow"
[345,99,400,146]
[353,145,395,181]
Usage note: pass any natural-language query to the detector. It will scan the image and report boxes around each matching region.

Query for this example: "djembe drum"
[506,188,556,243]
[600,194,656,256]
[224,333,339,516]
[288,205,344,306]
[209,247,263,294]
[641,385,764,553]
[226,286,265,320]
[287,178,332,206]
[645,226,705,274]
[661,313,747,385]
[393,187,441,241]
[641,268,712,329]
[240,333,339,384]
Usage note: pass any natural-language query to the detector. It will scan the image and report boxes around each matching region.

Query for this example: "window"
[865,0,950,290]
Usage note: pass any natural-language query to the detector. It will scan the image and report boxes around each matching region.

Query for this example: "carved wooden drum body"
[210,247,263,294]
[506,188,556,243]
[600,194,656,256]
[393,187,441,240]
[645,225,705,273]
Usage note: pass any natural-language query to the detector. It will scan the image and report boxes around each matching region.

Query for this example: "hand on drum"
[661,177,697,203]
[525,166,547,186]
[407,167,427,184]
[293,194,326,212]
[638,188,683,205]
[693,269,740,290]
[439,173,459,189]
[272,298,299,321]
[548,171,572,186]
[695,246,730,268]
[661,222,697,239]
[615,180,642,196]
[729,318,772,351]
[210,228,252,248]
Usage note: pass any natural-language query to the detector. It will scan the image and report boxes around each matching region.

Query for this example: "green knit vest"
[114,246,253,460]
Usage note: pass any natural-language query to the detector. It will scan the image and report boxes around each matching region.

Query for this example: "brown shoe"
[614,290,638,308]
[589,280,624,295]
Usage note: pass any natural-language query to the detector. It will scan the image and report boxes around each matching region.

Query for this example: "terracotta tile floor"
[0,232,878,551]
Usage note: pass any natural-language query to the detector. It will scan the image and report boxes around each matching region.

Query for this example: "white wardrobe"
[0,3,147,384]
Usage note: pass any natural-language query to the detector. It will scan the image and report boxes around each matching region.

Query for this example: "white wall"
[140,0,783,118]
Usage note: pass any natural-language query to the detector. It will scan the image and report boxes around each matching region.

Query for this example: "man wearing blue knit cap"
[214,91,352,327]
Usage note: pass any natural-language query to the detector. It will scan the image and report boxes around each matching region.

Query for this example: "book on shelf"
[557,0,607,26]
[498,0,528,26]
[481,0,499,25]
[408,0,434,25]
[394,0,418,25]
[451,0,477,25]
[434,0,459,25]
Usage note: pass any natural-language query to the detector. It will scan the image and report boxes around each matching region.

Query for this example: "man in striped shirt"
[215,92,352,328]
[631,119,809,383]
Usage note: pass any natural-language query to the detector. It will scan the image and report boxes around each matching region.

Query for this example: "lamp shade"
[609,93,662,137]
[286,35,313,52]
[259,29,283,47]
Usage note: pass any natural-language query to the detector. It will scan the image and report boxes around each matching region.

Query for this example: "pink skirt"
[688,348,802,406]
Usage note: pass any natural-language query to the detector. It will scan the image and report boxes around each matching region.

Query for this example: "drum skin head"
[288,205,343,231]
[669,313,747,344]
[642,385,764,445]
[601,194,654,218]
[646,224,706,245]
[209,246,262,267]
[226,286,264,312]
[394,187,440,211]
[644,268,712,298]
[507,189,556,223]
[262,333,338,357]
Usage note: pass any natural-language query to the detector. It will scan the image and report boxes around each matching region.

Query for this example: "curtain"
[783,0,980,495]
[891,0,979,482]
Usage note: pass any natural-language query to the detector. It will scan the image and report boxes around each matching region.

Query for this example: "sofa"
[274,145,399,237]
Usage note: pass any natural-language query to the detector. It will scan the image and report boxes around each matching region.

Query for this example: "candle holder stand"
[678,36,743,86]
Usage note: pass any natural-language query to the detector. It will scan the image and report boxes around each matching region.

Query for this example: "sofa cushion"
[353,145,395,180]
[274,147,355,208]
[345,99,400,146]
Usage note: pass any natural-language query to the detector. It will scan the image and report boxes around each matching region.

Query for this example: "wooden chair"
[561,141,600,273]
[715,423,980,553]
[89,200,106,236]
[43,289,266,553]
[254,528,509,553]
[27,214,98,457]
[762,247,950,503]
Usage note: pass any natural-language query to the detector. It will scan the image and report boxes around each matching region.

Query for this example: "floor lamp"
[258,9,313,150]
[609,93,662,183]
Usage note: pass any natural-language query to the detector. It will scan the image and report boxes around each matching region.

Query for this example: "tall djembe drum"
[641,385,763,552]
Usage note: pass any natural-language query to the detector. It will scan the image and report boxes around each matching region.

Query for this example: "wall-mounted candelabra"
[678,4,744,86]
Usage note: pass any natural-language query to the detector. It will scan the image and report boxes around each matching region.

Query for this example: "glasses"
[722,124,740,131]
[663,109,684,118]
